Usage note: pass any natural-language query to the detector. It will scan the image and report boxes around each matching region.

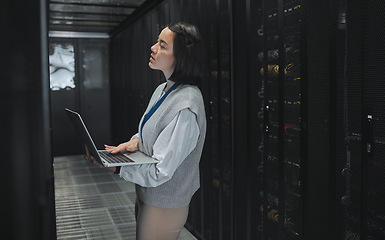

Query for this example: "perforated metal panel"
[54,155,196,239]
[343,1,385,239]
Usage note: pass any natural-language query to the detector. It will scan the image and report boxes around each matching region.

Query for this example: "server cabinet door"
[343,1,385,239]
[258,0,304,239]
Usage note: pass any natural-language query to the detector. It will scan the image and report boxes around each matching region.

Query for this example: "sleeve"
[119,108,200,187]
[130,133,139,140]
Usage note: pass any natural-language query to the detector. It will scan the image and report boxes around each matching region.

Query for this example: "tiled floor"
[54,155,197,240]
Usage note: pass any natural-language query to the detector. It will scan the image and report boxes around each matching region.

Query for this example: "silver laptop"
[65,108,158,167]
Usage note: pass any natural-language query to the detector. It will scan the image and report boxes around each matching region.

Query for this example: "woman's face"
[149,27,175,78]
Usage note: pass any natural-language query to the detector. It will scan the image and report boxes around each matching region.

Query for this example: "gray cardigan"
[136,83,206,208]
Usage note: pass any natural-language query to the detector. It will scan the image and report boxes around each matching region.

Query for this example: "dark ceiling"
[48,0,149,38]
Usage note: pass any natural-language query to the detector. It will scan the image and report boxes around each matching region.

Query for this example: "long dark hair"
[167,22,204,85]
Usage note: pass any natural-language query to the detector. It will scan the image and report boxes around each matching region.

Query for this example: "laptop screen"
[65,108,103,165]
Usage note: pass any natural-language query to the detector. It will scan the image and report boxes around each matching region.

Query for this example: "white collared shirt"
[119,108,199,187]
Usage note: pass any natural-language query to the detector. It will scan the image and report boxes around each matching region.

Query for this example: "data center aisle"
[54,155,197,240]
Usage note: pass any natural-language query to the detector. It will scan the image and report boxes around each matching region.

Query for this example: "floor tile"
[54,155,197,240]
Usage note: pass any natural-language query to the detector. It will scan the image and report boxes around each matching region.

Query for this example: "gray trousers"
[135,198,189,240]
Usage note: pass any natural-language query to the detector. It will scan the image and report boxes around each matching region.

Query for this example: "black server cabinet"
[249,0,385,239]
[203,1,234,239]
[2,0,56,239]
[252,0,304,239]
[249,0,346,239]
[342,1,385,239]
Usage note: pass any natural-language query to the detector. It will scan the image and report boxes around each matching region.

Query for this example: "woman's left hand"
[104,138,139,153]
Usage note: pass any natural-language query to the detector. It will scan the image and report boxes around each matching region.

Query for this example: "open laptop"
[65,108,158,167]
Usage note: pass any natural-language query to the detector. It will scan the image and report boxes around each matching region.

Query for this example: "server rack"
[252,0,304,239]
[342,1,385,239]
[249,0,346,239]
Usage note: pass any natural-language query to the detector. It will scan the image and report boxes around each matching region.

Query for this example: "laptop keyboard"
[99,151,134,163]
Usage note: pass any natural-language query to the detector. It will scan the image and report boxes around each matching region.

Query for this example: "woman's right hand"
[104,138,139,154]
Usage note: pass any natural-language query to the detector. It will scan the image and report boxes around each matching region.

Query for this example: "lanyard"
[140,83,180,141]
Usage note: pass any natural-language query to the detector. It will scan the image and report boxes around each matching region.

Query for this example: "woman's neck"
[165,79,175,93]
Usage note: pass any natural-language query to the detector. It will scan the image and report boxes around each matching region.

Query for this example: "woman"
[94,22,206,240]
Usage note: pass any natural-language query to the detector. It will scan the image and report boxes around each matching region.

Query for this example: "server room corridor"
[3,0,385,240]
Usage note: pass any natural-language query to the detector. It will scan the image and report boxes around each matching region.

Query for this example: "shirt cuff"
[130,133,139,140]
